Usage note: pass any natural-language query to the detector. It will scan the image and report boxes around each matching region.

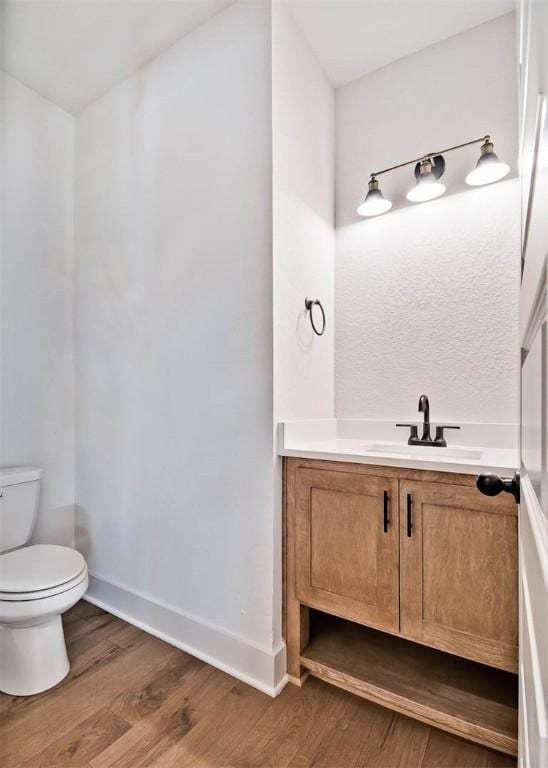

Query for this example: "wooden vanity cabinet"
[293,467,399,633]
[284,458,519,755]
[400,480,518,672]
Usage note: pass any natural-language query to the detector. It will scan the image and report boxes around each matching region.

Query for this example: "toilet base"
[0,615,70,696]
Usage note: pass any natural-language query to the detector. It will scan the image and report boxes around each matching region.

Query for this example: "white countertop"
[278,419,518,476]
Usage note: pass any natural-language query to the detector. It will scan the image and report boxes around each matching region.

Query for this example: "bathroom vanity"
[281,422,519,756]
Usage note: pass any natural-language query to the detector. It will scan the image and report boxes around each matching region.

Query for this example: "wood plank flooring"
[0,601,517,768]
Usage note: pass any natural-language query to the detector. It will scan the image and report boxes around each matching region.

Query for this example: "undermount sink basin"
[360,442,483,461]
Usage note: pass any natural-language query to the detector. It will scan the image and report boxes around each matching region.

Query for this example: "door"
[294,467,399,632]
[400,480,518,672]
[517,2,548,765]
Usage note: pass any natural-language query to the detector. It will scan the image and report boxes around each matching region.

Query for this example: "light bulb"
[466,139,510,186]
[406,177,446,202]
[406,159,445,203]
[357,178,392,217]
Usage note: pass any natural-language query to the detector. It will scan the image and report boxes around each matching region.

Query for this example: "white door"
[517,2,548,766]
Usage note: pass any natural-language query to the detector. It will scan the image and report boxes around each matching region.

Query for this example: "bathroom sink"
[360,442,483,461]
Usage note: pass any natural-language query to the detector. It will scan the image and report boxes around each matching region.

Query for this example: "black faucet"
[396,394,460,447]
[418,394,431,441]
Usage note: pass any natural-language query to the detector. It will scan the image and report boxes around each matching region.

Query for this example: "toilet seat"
[0,545,87,601]
[0,569,88,602]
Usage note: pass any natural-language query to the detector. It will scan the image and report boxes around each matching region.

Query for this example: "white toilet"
[0,466,89,696]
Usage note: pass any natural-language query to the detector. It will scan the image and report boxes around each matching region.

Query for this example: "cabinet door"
[294,467,399,633]
[400,480,518,672]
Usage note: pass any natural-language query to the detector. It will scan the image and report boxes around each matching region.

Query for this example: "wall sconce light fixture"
[406,156,446,203]
[357,177,392,216]
[357,135,510,217]
[465,138,511,186]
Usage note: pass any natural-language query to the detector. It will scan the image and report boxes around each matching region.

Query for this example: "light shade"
[466,139,510,186]
[357,178,392,217]
[406,158,446,203]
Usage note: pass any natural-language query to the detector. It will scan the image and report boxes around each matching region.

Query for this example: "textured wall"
[273,2,335,422]
[1,73,75,545]
[335,15,520,425]
[336,180,520,423]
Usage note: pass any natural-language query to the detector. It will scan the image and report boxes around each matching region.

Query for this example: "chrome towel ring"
[305,297,326,336]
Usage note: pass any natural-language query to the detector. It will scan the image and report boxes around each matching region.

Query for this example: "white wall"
[75,2,282,691]
[273,2,335,422]
[335,14,520,425]
[271,0,335,665]
[0,73,75,545]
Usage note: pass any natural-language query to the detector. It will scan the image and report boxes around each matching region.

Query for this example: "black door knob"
[476,472,520,504]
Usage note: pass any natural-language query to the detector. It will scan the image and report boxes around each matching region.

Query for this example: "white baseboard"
[84,573,287,698]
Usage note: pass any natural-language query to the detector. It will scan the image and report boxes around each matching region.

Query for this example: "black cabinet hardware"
[406,493,413,537]
[383,490,389,533]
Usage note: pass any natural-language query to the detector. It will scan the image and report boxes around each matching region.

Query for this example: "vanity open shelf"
[301,611,518,756]
[284,457,519,757]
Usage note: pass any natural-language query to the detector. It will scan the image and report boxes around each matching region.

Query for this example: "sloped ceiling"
[1,0,515,114]
[285,0,515,87]
[1,0,234,113]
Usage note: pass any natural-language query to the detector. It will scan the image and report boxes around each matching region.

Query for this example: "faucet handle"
[396,424,418,443]
[434,425,460,447]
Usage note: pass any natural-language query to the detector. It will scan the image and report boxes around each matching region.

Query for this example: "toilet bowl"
[0,545,89,696]
[0,467,89,696]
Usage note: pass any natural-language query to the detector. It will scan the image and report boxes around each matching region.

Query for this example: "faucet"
[418,394,431,441]
[396,394,460,447]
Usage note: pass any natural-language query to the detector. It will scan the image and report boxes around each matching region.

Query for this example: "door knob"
[476,472,520,504]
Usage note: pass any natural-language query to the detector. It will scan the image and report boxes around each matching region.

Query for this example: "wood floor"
[0,602,517,768]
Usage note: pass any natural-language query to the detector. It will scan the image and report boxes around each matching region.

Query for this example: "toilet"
[0,466,89,696]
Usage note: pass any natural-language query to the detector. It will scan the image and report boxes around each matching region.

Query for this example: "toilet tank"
[0,467,42,553]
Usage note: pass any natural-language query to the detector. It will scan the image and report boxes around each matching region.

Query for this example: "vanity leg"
[287,603,309,686]
[285,458,310,686]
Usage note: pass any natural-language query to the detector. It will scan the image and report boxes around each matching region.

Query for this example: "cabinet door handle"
[383,490,389,533]
[406,493,413,537]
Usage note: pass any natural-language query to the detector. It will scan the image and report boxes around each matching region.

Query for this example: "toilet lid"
[0,545,87,593]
